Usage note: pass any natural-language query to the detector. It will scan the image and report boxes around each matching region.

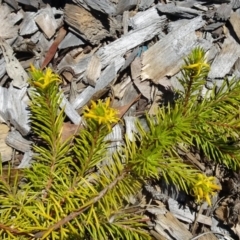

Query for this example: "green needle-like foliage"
[178,48,240,169]
[1,47,239,239]
[0,66,149,239]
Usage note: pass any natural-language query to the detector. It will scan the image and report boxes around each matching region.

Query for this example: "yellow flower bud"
[29,65,61,89]
[84,98,120,131]
[191,174,221,206]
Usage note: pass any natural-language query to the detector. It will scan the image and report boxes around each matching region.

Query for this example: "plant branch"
[33,170,127,238]
[0,223,33,237]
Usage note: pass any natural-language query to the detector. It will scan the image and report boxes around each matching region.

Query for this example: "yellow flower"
[182,47,210,78]
[191,174,221,206]
[84,98,120,131]
[183,62,210,78]
[29,65,61,89]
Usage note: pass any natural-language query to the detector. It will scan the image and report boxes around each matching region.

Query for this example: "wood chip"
[214,3,231,21]
[139,0,155,10]
[208,32,240,79]
[58,32,85,49]
[73,0,116,15]
[0,5,18,39]
[141,16,207,83]
[59,92,82,125]
[129,5,161,29]
[41,27,67,68]
[115,0,138,15]
[97,14,166,67]
[19,11,38,36]
[112,76,131,99]
[34,7,58,39]
[0,37,28,89]
[155,211,193,240]
[168,198,212,226]
[0,124,12,162]
[64,4,109,45]
[229,11,240,42]
[85,54,101,86]
[5,130,32,152]
[131,56,141,80]
[157,3,201,19]
[72,57,124,109]
[0,86,30,135]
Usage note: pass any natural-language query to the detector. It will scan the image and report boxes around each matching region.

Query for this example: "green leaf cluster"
[0,47,239,239]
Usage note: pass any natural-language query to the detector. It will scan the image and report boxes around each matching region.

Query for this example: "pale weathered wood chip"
[204,22,224,31]
[19,11,38,36]
[141,16,207,83]
[58,32,85,49]
[97,14,166,68]
[139,0,154,10]
[85,54,102,86]
[112,76,131,99]
[72,57,124,109]
[208,32,240,79]
[60,92,82,125]
[0,37,29,89]
[6,130,32,153]
[0,124,12,162]
[0,86,30,135]
[0,5,18,40]
[129,5,161,29]
[17,0,39,9]
[120,47,139,71]
[0,57,6,80]
[232,0,240,9]
[73,0,116,15]
[57,53,92,78]
[34,7,58,39]
[168,198,212,226]
[229,12,240,42]
[115,0,138,15]
[214,3,231,21]
[17,151,33,169]
[157,3,202,19]
[122,11,129,35]
[155,211,193,240]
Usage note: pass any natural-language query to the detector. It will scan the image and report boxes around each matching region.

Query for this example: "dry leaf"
[115,94,141,119]
[214,203,229,223]
[61,122,81,142]
[133,77,151,100]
